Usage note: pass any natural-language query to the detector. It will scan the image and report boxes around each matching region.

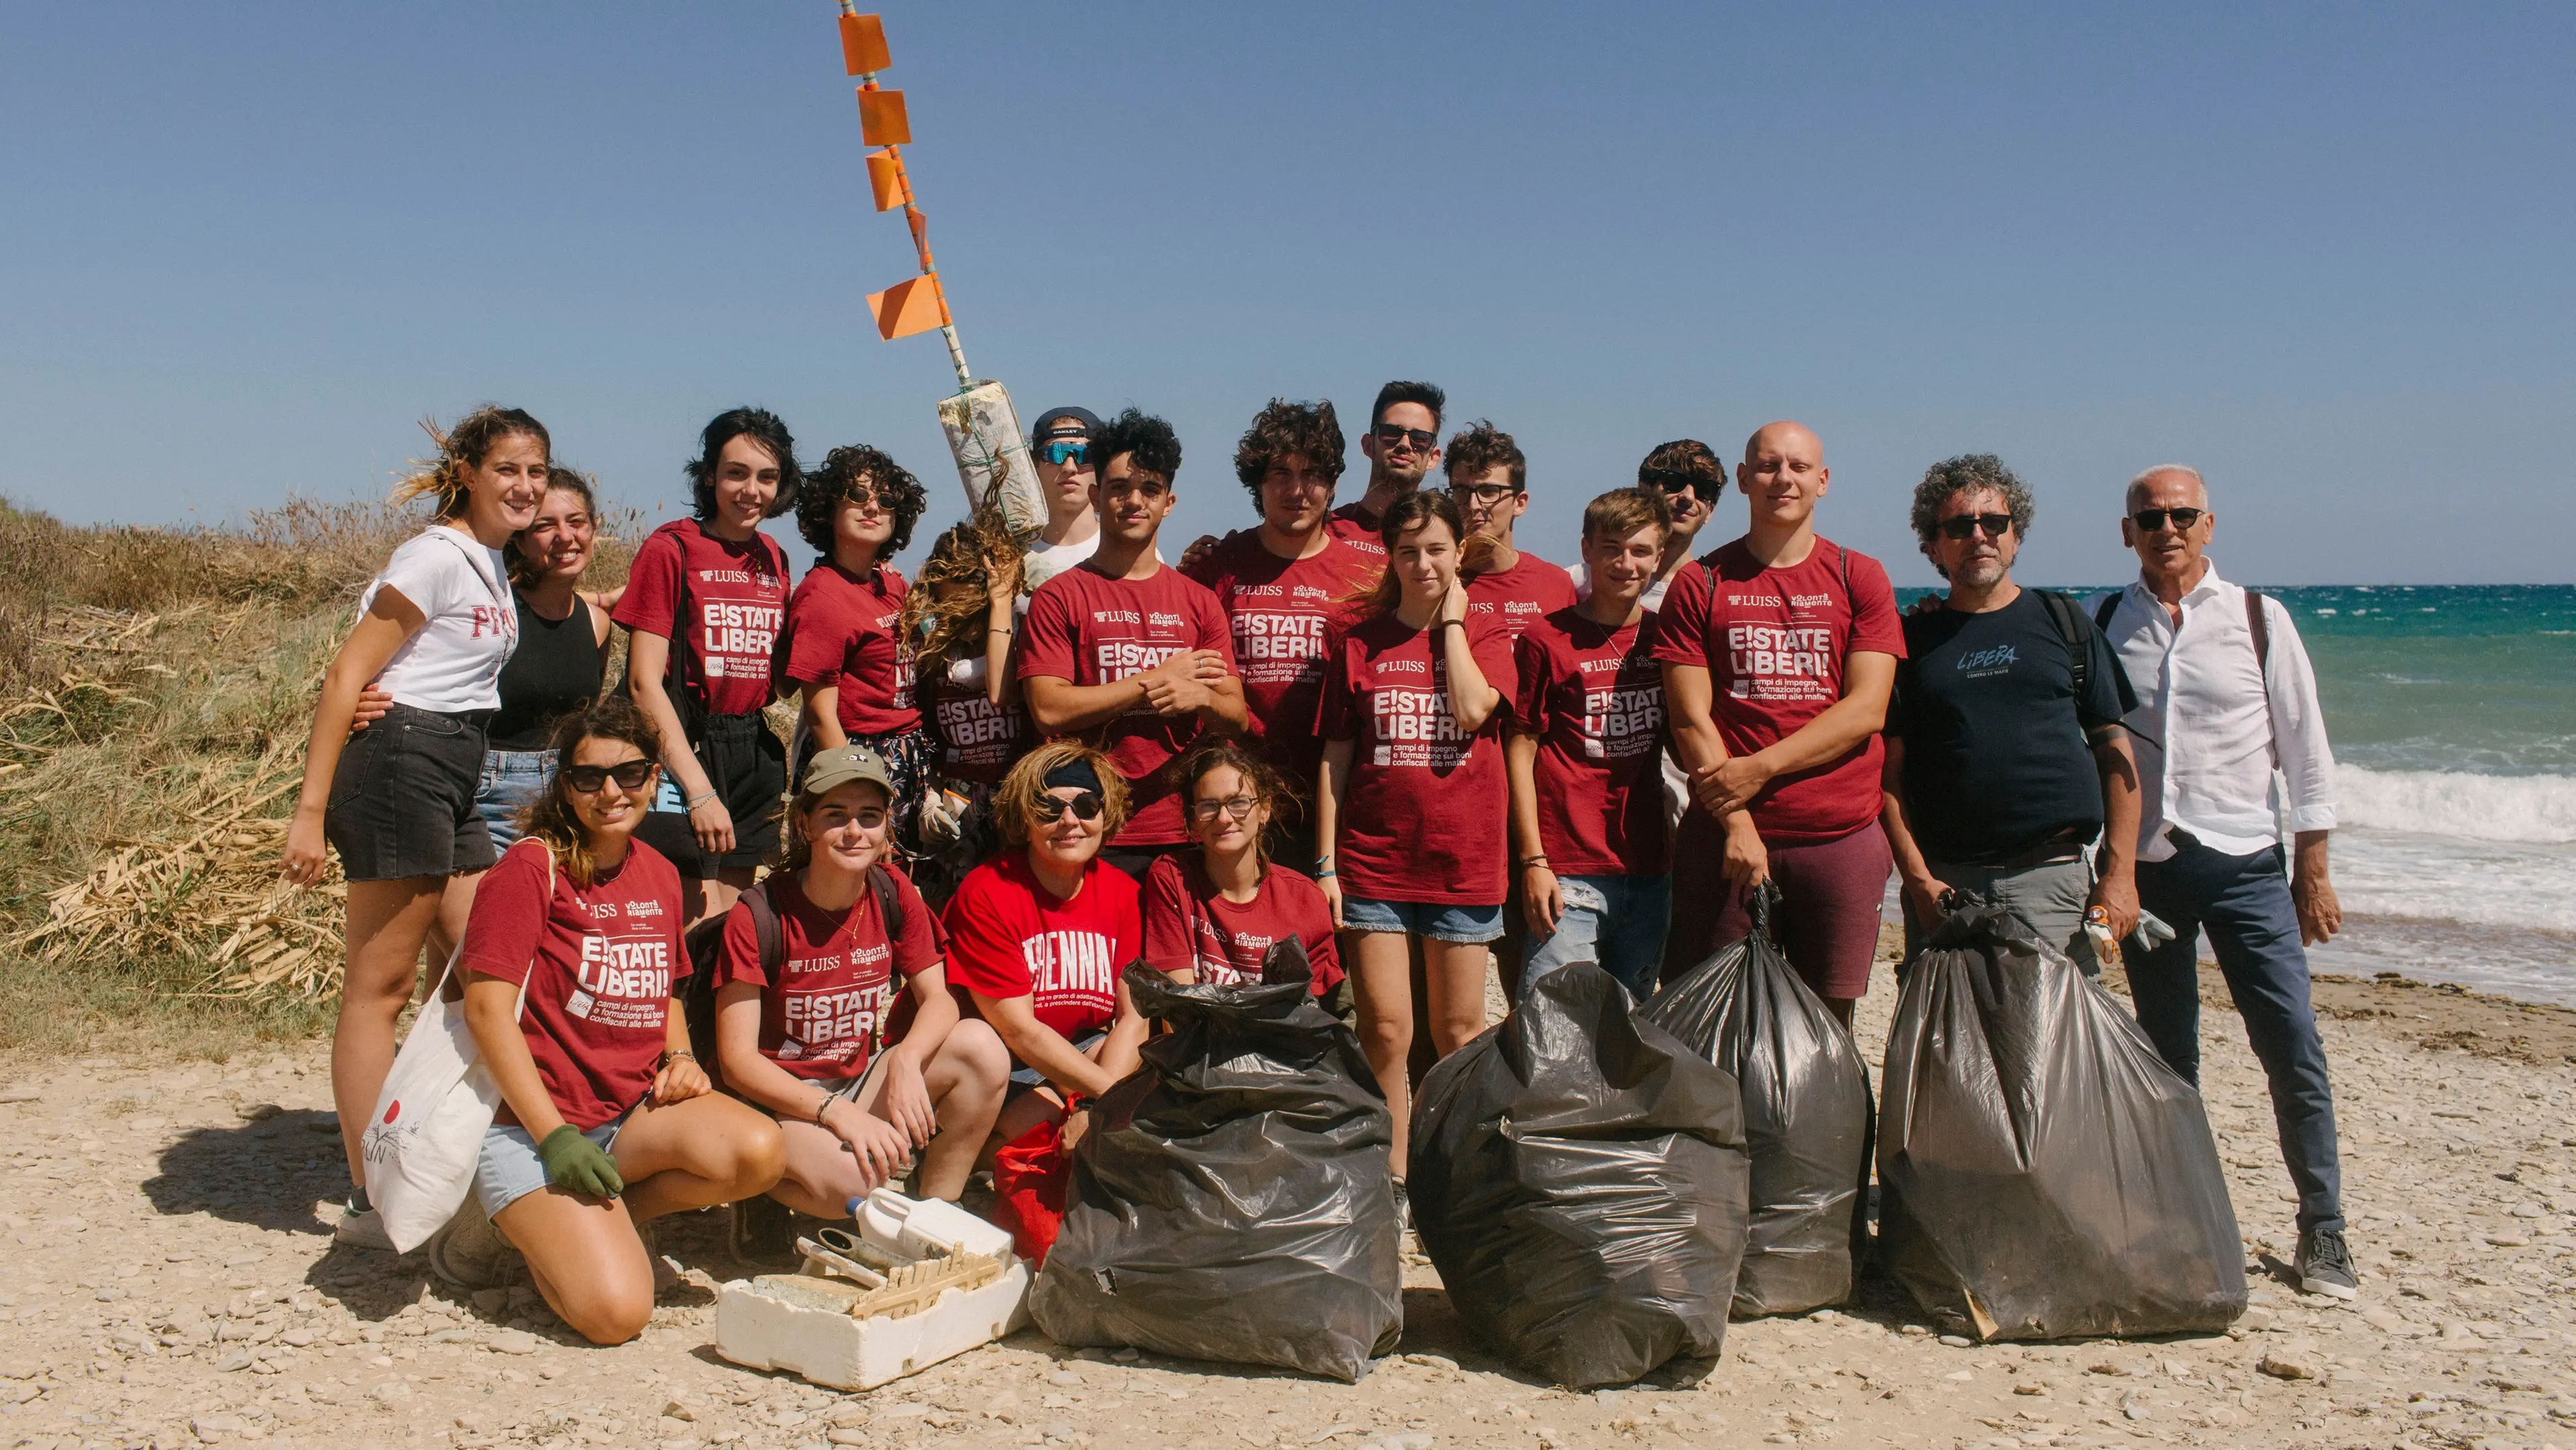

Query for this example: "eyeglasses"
[2130,507,2206,533]
[564,760,656,794]
[1935,513,2014,540]
[1038,439,1090,467]
[1189,794,1260,823]
[1642,470,1714,501]
[1373,425,1437,452]
[1032,791,1104,823]
[1452,482,1520,506]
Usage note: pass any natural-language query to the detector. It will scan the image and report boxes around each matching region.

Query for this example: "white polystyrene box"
[715,1259,1031,1392]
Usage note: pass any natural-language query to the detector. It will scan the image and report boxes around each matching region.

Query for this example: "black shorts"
[635,710,787,876]
[324,703,497,882]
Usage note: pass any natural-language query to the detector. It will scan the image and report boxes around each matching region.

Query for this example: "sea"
[1902,584,2576,1003]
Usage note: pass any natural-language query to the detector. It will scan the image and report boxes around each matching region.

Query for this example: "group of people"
[284,382,2359,1345]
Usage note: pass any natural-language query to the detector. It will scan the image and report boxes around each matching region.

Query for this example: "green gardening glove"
[537,1125,624,1198]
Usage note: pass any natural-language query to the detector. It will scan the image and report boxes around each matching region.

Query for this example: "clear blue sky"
[5,3,2570,585]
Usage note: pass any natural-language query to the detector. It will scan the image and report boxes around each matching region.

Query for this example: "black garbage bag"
[1878,902,2247,1341]
[1638,886,1872,1316]
[1409,963,1748,1388]
[1030,941,1403,1382]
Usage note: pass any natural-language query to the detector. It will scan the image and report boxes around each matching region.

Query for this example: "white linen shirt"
[2090,560,2336,862]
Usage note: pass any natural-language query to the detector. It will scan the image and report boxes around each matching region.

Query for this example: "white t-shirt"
[1017,529,1101,602]
[360,527,519,713]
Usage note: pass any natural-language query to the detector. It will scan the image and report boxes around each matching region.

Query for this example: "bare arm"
[1660,658,1769,888]
[1438,625,1503,733]
[1314,737,1354,928]
[969,990,1120,1100]
[1507,730,1562,935]
[801,684,851,752]
[1024,673,1148,734]
[282,590,423,884]
[2088,730,2141,938]
[464,974,566,1143]
[1879,737,1949,925]
[623,630,731,855]
[2292,829,2341,945]
[1697,652,1898,816]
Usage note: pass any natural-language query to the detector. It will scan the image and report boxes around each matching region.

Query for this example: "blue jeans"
[1521,874,1670,1002]
[474,749,555,851]
[2123,836,2344,1235]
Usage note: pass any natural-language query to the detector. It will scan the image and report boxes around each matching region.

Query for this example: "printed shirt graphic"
[611,519,789,718]
[714,867,941,1081]
[1315,613,1519,906]
[1513,607,1672,876]
[1326,501,1389,558]
[941,855,1142,1041]
[1016,564,1240,845]
[1139,855,1346,996]
[460,838,688,1130]
[1462,551,1578,645]
[918,656,1030,784]
[1184,530,1378,789]
[1652,537,1906,843]
[785,562,921,738]
[360,529,519,713]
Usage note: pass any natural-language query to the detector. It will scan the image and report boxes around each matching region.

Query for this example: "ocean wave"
[2339,766,2576,844]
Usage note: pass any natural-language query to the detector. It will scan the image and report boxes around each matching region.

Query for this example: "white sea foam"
[2338,766,2576,845]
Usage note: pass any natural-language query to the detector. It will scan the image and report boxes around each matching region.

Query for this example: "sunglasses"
[1935,513,2014,540]
[1038,439,1090,467]
[564,760,656,794]
[845,487,904,511]
[2130,507,2206,533]
[1373,425,1437,452]
[1642,470,1714,501]
[1032,790,1104,823]
[1189,794,1260,823]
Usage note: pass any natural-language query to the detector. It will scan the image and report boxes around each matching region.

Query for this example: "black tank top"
[487,592,606,750]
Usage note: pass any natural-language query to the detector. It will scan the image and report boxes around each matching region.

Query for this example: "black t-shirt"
[1889,590,2137,865]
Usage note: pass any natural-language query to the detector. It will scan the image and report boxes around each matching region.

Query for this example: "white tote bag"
[359,855,542,1253]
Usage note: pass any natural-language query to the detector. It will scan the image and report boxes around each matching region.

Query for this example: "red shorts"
[1664,819,1892,1001]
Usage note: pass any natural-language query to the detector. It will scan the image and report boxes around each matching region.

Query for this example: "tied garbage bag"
[1030,943,1401,1382]
[1409,963,1748,1388]
[1879,902,2247,1341]
[1639,886,1872,1316]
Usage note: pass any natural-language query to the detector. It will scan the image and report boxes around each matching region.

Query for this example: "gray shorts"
[474,1104,635,1218]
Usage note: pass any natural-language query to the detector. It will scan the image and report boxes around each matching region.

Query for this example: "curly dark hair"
[897,509,1022,671]
[1442,419,1526,491]
[797,443,928,558]
[1090,407,1182,483]
[685,407,802,523]
[1370,380,1445,430]
[1636,439,1725,498]
[1232,398,1346,505]
[1910,453,2036,576]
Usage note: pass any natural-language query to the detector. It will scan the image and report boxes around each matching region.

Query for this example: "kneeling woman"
[458,696,785,1345]
[940,741,1149,1148]
[714,745,1008,1213]
[1142,739,1344,999]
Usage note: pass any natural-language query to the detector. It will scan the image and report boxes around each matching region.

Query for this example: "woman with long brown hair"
[899,511,1030,904]
[284,405,549,1249]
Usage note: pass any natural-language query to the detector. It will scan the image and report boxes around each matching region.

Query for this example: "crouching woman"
[458,696,785,1345]
[714,745,1009,1213]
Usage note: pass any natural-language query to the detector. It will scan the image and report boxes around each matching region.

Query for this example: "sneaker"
[425,1205,512,1290]
[2296,1226,2359,1301]
[729,1195,798,1265]
[333,1204,394,1252]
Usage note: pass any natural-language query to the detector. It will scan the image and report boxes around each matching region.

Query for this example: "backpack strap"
[2094,593,2120,633]
[2035,589,2089,703]
[866,864,906,944]
[2244,588,2272,682]
[741,877,784,979]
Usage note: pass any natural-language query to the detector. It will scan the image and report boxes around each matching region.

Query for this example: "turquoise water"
[1896,584,2576,1000]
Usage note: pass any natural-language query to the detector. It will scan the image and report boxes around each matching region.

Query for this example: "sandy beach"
[3,945,2572,1450]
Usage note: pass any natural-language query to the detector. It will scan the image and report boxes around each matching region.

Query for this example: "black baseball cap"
[1029,406,1100,443]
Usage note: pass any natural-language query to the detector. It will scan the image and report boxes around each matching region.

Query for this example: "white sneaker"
[334,1205,394,1251]
[426,1206,515,1290]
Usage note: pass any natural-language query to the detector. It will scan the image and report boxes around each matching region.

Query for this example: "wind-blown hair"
[896,509,1022,673]
[1232,399,1347,505]
[798,443,928,558]
[391,406,550,521]
[685,407,802,523]
[1442,420,1526,491]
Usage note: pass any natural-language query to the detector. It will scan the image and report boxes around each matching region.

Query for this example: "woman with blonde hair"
[284,405,548,1249]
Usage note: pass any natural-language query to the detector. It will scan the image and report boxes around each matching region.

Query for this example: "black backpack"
[678,868,905,1092]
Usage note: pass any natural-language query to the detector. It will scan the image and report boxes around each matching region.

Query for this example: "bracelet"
[987,625,1012,634]
[685,791,718,809]
[661,1049,695,1067]
[813,1095,834,1127]
[1521,857,1551,870]
[1313,867,1336,878]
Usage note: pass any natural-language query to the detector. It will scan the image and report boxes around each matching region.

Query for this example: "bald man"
[1652,422,1906,1022]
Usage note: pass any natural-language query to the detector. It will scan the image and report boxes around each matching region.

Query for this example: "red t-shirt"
[1326,501,1389,559]
[917,658,1030,784]
[1015,562,1240,846]
[1315,613,1519,907]
[941,855,1142,1042]
[713,867,940,1082]
[1650,537,1906,843]
[1138,854,1345,996]
[1512,607,1672,877]
[784,563,920,738]
[1183,530,1377,789]
[1464,550,1578,644]
[460,838,688,1131]
[611,519,790,719]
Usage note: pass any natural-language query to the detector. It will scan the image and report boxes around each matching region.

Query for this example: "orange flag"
[866,275,946,341]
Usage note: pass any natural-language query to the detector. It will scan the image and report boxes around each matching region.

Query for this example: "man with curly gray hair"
[1878,454,2143,976]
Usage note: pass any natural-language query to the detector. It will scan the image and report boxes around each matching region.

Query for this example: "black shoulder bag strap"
[2036,588,2090,701]
[865,864,906,943]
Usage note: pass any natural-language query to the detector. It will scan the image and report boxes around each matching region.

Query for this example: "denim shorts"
[474,749,555,851]
[474,1105,634,1218]
[324,703,496,882]
[1339,895,1504,944]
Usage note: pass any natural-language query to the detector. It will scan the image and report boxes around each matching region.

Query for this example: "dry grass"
[0,495,637,1060]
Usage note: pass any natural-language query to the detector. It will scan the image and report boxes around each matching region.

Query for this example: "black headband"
[1042,758,1104,795]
